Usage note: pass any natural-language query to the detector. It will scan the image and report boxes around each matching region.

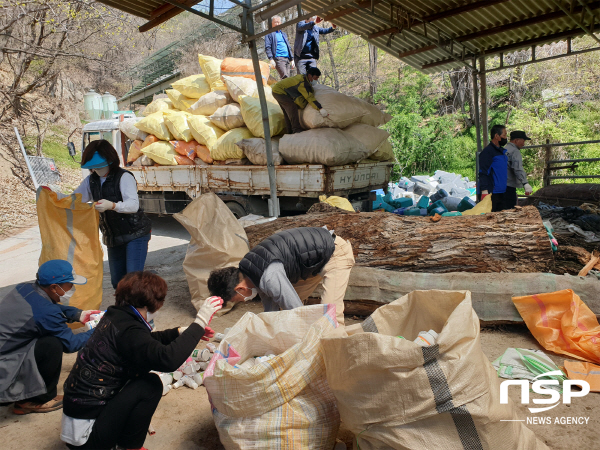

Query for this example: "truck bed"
[130,161,393,198]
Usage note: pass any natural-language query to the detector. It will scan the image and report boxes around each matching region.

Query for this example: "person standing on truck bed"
[272,66,329,134]
[207,226,354,325]
[265,15,295,79]
[294,16,336,74]
[55,139,152,289]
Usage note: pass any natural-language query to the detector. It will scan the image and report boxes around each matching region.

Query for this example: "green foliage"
[23,127,80,171]
[375,67,476,181]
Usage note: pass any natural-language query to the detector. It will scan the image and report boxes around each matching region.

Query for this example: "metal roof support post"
[471,60,482,200]
[245,0,279,217]
[479,57,488,147]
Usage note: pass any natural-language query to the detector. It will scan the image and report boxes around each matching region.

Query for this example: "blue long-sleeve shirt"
[293,21,335,60]
[478,142,508,194]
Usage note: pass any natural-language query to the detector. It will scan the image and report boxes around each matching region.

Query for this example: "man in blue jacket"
[478,124,509,212]
[0,260,97,414]
[294,16,336,74]
[264,16,295,79]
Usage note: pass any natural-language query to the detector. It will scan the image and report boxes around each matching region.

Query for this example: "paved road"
[0,216,190,297]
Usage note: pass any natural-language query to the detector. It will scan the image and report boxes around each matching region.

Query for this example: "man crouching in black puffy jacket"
[208,226,354,326]
[61,271,222,450]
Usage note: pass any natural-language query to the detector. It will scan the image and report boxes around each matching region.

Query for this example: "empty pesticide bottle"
[414,330,438,347]
[416,196,430,209]
[429,189,448,204]
[457,197,476,212]
[442,211,462,217]
[427,200,448,214]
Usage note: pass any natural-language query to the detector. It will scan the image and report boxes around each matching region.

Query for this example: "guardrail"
[521,139,600,187]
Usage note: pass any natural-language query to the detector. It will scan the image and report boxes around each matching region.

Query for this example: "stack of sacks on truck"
[125,54,394,168]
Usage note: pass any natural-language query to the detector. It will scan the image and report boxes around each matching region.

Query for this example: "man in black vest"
[207,227,354,325]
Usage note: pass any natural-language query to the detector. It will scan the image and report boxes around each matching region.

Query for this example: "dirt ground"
[0,223,598,450]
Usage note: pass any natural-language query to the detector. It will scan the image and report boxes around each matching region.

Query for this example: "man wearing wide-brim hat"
[0,260,98,415]
[505,130,533,209]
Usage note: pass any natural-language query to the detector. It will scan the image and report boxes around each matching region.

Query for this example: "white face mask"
[57,285,75,303]
[311,80,318,86]
[239,287,258,302]
[93,167,109,177]
[146,310,158,322]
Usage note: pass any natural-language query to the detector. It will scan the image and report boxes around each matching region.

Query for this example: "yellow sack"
[188,115,225,152]
[462,194,492,215]
[318,195,355,212]
[187,90,231,116]
[212,127,253,161]
[141,141,178,165]
[164,111,194,142]
[37,188,103,314]
[171,74,210,99]
[368,140,395,161]
[135,112,172,141]
[166,89,196,111]
[198,54,226,91]
[239,95,285,138]
[222,75,277,104]
[143,98,174,116]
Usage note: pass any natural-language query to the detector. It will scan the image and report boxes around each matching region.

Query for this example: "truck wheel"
[226,202,247,219]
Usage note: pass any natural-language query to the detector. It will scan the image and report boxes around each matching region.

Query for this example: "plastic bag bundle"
[188,115,225,152]
[212,127,253,161]
[220,57,270,86]
[119,119,148,141]
[143,98,174,116]
[164,111,194,142]
[127,139,144,163]
[239,96,285,138]
[188,90,231,116]
[236,137,283,166]
[166,89,196,111]
[141,141,178,166]
[171,74,211,99]
[321,290,549,450]
[279,128,372,166]
[222,75,277,104]
[300,84,368,129]
[209,104,245,131]
[198,54,226,91]
[204,304,340,450]
[173,193,249,309]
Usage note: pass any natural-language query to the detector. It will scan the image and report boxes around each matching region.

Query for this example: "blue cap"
[37,260,87,286]
[81,152,109,169]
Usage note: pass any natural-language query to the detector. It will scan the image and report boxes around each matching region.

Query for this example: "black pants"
[272,92,304,134]
[504,186,518,209]
[491,192,508,212]
[274,56,290,79]
[67,373,162,450]
[30,336,63,403]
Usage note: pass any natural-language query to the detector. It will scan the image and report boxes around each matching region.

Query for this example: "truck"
[77,119,393,217]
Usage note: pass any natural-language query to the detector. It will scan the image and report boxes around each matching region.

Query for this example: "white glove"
[269,59,276,69]
[194,296,223,328]
[80,310,101,324]
[291,60,296,69]
[524,183,533,195]
[178,326,188,335]
[95,199,115,212]
[320,108,329,117]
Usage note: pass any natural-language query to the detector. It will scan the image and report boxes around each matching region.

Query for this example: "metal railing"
[521,139,600,187]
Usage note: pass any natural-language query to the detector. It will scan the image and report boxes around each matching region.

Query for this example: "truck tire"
[226,202,247,219]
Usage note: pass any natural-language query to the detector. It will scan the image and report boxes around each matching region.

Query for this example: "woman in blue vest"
[71,139,152,289]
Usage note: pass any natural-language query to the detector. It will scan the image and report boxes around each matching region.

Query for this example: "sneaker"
[13,395,63,414]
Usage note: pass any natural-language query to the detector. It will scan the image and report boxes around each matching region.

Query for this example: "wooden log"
[306,267,600,322]
[246,206,554,273]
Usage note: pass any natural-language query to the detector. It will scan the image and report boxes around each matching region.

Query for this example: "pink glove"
[201,326,215,342]
[80,310,101,324]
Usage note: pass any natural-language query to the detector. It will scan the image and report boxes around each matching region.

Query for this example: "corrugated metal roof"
[95,0,600,73]
[300,0,600,73]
